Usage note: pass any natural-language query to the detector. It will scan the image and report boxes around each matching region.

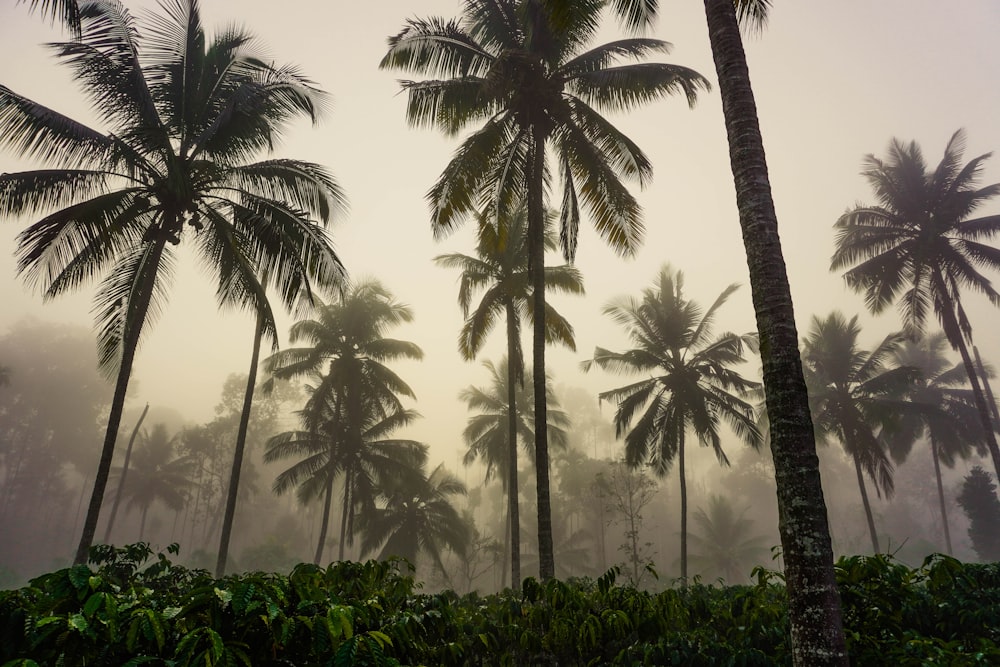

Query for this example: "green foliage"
[1,544,998,665]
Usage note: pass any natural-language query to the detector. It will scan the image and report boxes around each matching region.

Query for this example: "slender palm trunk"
[103,403,149,544]
[338,474,351,561]
[931,439,953,555]
[314,468,335,565]
[505,304,521,587]
[500,502,510,588]
[973,346,1000,427]
[139,505,149,542]
[702,2,846,662]
[216,312,264,577]
[852,453,880,553]
[679,432,688,583]
[528,130,554,581]
[75,241,166,565]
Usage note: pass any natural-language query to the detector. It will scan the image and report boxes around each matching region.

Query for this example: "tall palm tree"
[888,333,984,555]
[436,207,582,585]
[110,423,194,541]
[583,265,762,580]
[801,312,920,554]
[688,494,769,583]
[460,356,569,585]
[358,463,471,576]
[264,279,423,559]
[18,0,81,36]
[382,0,708,580]
[831,130,1000,481]
[0,0,345,566]
[599,0,846,661]
[266,387,427,565]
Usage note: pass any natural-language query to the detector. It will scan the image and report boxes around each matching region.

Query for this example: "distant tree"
[584,265,762,580]
[382,0,708,580]
[956,466,1000,562]
[603,461,657,586]
[102,403,149,543]
[688,494,769,583]
[801,312,919,554]
[358,463,470,575]
[436,207,582,586]
[832,130,1000,481]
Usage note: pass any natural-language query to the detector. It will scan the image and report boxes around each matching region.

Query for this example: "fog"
[1,0,999,587]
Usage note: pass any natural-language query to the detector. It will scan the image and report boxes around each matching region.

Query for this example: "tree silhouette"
[382,0,707,579]
[956,466,1000,562]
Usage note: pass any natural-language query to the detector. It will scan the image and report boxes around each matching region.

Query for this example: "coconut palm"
[801,312,922,554]
[460,356,569,585]
[266,386,427,565]
[264,279,423,558]
[382,0,708,580]
[831,130,1000,482]
[436,207,582,585]
[583,265,762,580]
[888,332,984,554]
[19,0,81,35]
[110,423,194,541]
[358,463,470,575]
[597,0,846,659]
[688,494,769,583]
[0,0,346,565]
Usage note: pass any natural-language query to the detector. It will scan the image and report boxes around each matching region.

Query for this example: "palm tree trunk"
[702,2,846,662]
[679,433,688,583]
[314,468,335,565]
[852,453,880,553]
[74,241,166,565]
[139,505,149,542]
[103,403,149,544]
[216,312,264,578]
[339,474,351,561]
[528,129,554,581]
[500,501,510,588]
[973,346,1000,427]
[931,439,953,555]
[505,303,521,587]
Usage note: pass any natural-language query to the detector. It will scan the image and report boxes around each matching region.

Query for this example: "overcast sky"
[2,0,999,474]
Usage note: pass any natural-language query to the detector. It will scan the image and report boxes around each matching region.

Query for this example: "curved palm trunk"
[679,433,688,583]
[702,2,847,662]
[528,130,555,581]
[74,241,166,566]
[103,403,150,544]
[139,505,149,542]
[216,312,264,577]
[973,346,1000,428]
[314,467,336,565]
[931,439,953,555]
[338,473,352,561]
[506,303,522,587]
[851,453,880,553]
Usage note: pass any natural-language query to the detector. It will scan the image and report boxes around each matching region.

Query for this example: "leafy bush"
[1,545,997,665]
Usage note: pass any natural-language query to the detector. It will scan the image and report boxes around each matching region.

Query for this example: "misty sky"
[2,0,999,475]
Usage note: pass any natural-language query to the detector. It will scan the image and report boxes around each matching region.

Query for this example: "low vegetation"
[1,544,997,666]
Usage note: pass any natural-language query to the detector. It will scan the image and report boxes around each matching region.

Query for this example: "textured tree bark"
[216,312,264,577]
[506,303,522,587]
[74,241,166,565]
[103,402,150,544]
[702,1,847,662]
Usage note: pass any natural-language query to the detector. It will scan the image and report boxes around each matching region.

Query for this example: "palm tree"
[688,494,769,583]
[266,387,427,565]
[110,423,194,541]
[888,333,984,554]
[436,207,582,585]
[382,0,708,580]
[583,265,762,580]
[264,279,423,559]
[358,463,471,576]
[831,130,1000,482]
[801,312,921,554]
[102,403,149,543]
[0,0,346,566]
[599,0,846,660]
[18,0,81,36]
[459,356,570,585]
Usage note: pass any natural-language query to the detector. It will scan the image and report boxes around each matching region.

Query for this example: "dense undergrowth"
[1,544,998,666]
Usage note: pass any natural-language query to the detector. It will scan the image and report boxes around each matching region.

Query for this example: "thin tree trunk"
[973,346,1000,428]
[314,468,335,565]
[528,129,554,581]
[216,312,264,578]
[70,476,89,543]
[852,453,880,553]
[931,439,953,555]
[505,303,521,587]
[500,500,510,588]
[139,505,148,542]
[339,474,351,561]
[75,241,166,565]
[104,403,149,544]
[679,432,688,583]
[702,2,847,662]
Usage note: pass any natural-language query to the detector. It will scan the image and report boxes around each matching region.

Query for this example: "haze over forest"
[2,0,1000,589]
